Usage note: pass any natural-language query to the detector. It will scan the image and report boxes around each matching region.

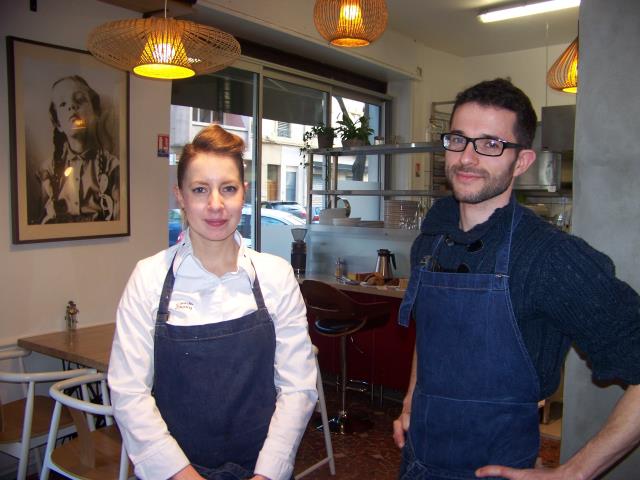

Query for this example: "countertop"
[296,273,406,299]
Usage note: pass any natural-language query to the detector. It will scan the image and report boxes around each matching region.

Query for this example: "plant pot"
[317,132,335,149]
[342,138,366,148]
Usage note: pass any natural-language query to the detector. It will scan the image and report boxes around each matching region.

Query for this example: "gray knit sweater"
[410,196,640,399]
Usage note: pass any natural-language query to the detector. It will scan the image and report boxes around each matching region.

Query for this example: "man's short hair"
[451,78,537,148]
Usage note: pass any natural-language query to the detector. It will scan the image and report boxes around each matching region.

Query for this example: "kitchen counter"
[297,273,406,299]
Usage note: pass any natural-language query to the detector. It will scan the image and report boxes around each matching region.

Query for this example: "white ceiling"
[385,0,579,57]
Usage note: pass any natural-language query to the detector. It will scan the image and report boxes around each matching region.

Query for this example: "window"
[277,121,291,138]
[169,63,388,250]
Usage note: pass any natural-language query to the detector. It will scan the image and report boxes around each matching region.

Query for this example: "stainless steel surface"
[311,189,449,197]
[309,141,443,156]
[375,249,396,280]
[515,150,562,191]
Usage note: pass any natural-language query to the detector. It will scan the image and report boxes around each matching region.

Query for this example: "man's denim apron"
[397,205,540,480]
[153,258,276,480]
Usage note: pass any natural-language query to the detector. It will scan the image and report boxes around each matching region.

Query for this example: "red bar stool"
[300,280,390,434]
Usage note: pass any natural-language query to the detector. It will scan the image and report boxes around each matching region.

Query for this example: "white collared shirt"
[108,230,317,480]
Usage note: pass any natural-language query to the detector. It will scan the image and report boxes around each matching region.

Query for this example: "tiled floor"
[294,384,561,479]
[30,387,560,480]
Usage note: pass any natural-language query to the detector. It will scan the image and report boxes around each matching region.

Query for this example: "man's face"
[51,79,96,139]
[445,102,525,205]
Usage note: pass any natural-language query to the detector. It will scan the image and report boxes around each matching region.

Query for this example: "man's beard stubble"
[445,157,517,205]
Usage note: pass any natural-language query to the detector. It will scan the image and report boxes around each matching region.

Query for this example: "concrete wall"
[560,1,640,477]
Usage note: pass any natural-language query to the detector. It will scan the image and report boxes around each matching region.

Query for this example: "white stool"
[295,345,336,478]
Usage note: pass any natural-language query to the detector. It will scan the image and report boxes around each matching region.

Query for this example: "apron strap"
[155,254,268,326]
[156,254,178,325]
[398,235,444,327]
[494,203,524,276]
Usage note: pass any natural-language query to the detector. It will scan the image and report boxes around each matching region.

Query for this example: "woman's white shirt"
[108,230,318,480]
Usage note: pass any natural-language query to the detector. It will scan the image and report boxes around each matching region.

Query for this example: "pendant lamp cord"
[164,0,167,19]
[545,21,549,107]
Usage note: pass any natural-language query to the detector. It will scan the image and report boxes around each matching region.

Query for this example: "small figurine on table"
[65,300,79,331]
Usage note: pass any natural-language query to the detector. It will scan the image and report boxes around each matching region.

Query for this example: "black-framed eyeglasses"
[441,133,523,157]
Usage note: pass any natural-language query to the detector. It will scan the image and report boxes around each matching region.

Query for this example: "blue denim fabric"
[153,258,276,472]
[397,206,539,478]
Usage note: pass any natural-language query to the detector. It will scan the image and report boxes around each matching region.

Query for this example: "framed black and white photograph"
[7,36,129,243]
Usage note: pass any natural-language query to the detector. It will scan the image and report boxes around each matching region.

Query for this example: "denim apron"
[397,205,540,480]
[153,257,277,480]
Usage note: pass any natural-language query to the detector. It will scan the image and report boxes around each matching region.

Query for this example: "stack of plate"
[319,208,348,225]
[358,220,385,228]
[384,200,419,229]
[333,217,361,226]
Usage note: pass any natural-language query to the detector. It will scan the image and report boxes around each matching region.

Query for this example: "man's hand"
[250,476,269,480]
[393,411,411,448]
[475,464,568,479]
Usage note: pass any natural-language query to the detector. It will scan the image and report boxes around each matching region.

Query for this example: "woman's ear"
[173,184,184,209]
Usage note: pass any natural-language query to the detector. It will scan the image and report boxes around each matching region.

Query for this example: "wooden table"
[297,273,407,299]
[17,323,115,372]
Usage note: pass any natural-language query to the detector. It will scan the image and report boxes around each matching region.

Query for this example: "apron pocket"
[418,394,539,473]
[194,462,252,480]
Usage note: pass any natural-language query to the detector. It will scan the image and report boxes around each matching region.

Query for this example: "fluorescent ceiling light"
[478,0,580,23]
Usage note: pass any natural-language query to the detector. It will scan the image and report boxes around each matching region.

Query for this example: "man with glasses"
[393,78,640,480]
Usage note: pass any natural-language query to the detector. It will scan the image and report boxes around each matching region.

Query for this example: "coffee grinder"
[290,228,307,276]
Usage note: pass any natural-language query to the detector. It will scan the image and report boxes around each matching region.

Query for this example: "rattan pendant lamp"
[87,1,240,80]
[547,36,578,93]
[313,0,388,47]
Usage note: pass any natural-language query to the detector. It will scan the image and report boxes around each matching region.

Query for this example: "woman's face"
[51,78,96,139]
[174,152,245,248]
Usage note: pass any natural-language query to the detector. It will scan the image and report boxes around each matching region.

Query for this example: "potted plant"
[300,123,336,155]
[336,114,374,147]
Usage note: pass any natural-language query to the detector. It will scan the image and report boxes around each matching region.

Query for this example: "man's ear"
[513,149,536,178]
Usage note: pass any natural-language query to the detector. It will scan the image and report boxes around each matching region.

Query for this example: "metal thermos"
[375,249,396,280]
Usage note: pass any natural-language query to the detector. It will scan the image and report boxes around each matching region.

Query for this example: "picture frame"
[7,36,130,243]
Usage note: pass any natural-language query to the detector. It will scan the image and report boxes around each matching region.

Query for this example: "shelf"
[309,141,443,156]
[310,189,450,197]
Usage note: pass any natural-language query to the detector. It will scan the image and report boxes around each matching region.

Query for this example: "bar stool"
[300,280,390,434]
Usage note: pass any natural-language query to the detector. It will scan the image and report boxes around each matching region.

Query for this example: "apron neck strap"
[155,254,267,326]
[494,203,524,276]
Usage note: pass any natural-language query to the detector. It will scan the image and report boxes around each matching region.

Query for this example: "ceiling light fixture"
[313,0,388,48]
[547,36,578,93]
[87,1,240,80]
[478,0,580,23]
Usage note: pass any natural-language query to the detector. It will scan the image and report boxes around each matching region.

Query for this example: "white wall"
[0,0,171,346]
[462,44,577,119]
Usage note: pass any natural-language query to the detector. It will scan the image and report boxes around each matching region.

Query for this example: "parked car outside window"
[261,201,307,220]
[169,206,304,247]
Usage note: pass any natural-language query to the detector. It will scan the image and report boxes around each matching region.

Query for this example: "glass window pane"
[261,77,328,254]
[169,67,257,247]
[332,95,383,221]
